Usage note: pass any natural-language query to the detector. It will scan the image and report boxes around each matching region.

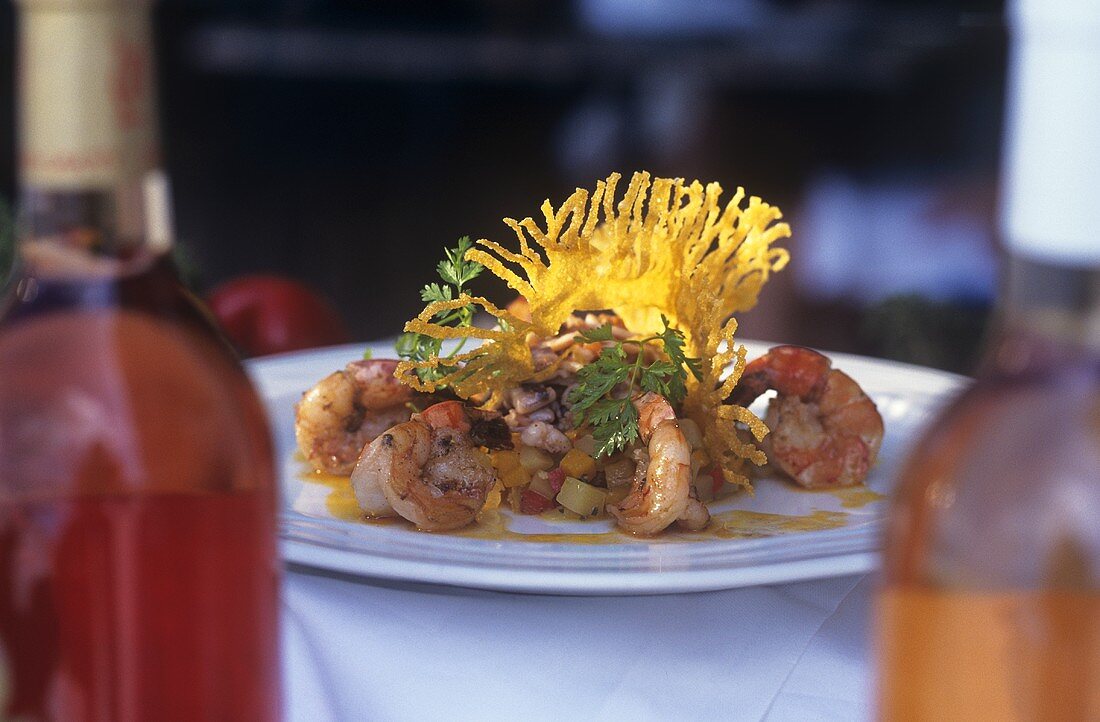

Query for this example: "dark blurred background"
[0,0,1007,372]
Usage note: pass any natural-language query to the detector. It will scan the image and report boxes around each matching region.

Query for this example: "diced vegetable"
[556,476,609,517]
[491,450,522,473]
[572,434,597,457]
[506,486,523,513]
[520,489,556,514]
[709,466,725,496]
[518,445,555,473]
[679,418,703,449]
[692,465,727,502]
[560,448,596,479]
[547,467,566,493]
[603,456,635,487]
[483,479,505,510]
[605,485,630,507]
[529,470,556,498]
[500,465,530,488]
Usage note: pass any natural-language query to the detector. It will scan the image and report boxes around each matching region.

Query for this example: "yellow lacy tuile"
[394,171,790,489]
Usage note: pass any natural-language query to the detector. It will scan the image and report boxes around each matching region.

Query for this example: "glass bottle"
[875,0,1100,718]
[0,1,282,719]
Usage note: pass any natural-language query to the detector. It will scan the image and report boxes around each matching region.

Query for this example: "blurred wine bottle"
[0,1,282,719]
[875,0,1100,719]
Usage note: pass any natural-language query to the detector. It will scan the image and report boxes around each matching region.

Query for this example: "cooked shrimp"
[609,392,709,534]
[295,359,418,475]
[351,400,512,531]
[678,489,711,532]
[728,345,884,489]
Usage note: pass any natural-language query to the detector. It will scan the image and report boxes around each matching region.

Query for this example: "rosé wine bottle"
[0,1,282,719]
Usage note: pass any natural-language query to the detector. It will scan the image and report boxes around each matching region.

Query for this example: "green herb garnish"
[395,236,485,385]
[565,315,702,457]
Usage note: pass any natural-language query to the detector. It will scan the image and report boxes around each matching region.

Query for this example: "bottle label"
[18,2,158,189]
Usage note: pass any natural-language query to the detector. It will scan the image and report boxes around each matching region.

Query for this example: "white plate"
[250,341,964,595]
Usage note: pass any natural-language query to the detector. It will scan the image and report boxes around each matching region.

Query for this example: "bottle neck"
[15,0,169,274]
[982,252,1100,374]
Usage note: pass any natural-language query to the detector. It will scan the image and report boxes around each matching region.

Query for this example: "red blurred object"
[207,274,350,357]
[548,468,565,493]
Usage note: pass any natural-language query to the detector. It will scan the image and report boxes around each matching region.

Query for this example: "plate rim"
[280,538,881,595]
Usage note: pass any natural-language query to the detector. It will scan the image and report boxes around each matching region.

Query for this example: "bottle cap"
[1001,0,1100,265]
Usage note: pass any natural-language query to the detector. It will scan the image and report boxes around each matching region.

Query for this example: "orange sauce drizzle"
[828,485,887,509]
[297,470,853,543]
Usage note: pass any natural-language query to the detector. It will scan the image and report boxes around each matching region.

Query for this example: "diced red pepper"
[709,466,725,496]
[520,489,556,515]
[548,468,566,493]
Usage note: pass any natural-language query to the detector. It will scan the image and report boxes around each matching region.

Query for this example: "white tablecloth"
[279,569,876,721]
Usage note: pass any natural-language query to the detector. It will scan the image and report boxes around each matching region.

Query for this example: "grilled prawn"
[729,345,884,489]
[351,400,512,531]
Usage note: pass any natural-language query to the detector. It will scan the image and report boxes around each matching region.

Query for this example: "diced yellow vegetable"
[528,470,555,498]
[603,456,636,488]
[679,418,704,450]
[556,477,608,517]
[492,450,521,473]
[572,434,597,457]
[500,464,530,489]
[518,445,555,473]
[483,479,504,510]
[560,448,596,479]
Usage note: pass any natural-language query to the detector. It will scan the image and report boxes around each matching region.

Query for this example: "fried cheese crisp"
[395,171,790,489]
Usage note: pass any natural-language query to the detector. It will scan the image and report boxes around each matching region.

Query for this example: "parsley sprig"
[395,237,484,384]
[564,316,703,457]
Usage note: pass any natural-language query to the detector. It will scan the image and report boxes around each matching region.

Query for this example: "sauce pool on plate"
[299,470,864,543]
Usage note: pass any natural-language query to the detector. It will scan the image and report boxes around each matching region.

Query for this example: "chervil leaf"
[578,323,615,342]
[685,356,704,382]
[565,343,629,420]
[591,399,639,457]
[639,360,679,400]
[395,331,422,358]
[437,236,484,290]
[398,237,486,385]
[421,282,453,303]
[566,317,700,457]
[586,397,628,427]
[642,360,677,378]
[657,314,704,386]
